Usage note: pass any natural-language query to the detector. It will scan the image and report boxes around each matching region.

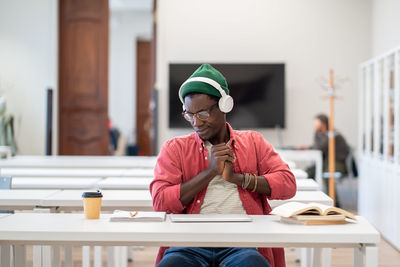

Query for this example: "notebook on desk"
[170,214,253,223]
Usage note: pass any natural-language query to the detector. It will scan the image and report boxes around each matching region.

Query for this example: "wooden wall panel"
[136,41,152,155]
[58,0,109,155]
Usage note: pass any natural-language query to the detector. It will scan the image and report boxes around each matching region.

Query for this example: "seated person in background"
[150,64,296,267]
[299,114,350,179]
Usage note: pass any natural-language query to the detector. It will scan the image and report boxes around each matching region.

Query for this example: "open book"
[271,202,356,225]
[109,210,166,222]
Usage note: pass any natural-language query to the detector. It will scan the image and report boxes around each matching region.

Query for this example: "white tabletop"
[41,190,153,209]
[296,179,320,191]
[268,191,333,208]
[276,149,323,186]
[0,156,157,168]
[292,169,308,179]
[121,169,153,177]
[96,177,152,190]
[0,168,127,178]
[0,190,59,207]
[97,178,318,191]
[0,189,330,211]
[11,177,102,189]
[276,149,323,161]
[0,213,380,248]
[1,167,154,178]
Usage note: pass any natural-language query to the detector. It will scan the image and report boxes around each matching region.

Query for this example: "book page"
[270,202,322,217]
[305,203,356,220]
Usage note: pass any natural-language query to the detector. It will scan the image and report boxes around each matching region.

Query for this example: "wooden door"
[58,0,109,155]
[136,40,152,155]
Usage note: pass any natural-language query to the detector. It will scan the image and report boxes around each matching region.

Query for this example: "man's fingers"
[214,149,235,159]
[211,144,230,152]
[216,155,235,163]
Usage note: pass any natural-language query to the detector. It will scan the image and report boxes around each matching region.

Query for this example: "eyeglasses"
[182,103,218,122]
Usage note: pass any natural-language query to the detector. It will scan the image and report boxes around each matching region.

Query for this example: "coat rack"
[318,69,347,204]
[327,69,336,203]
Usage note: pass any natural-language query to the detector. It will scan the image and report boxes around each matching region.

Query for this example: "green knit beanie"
[179,64,229,100]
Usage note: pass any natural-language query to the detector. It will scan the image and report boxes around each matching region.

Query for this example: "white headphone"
[179,77,234,113]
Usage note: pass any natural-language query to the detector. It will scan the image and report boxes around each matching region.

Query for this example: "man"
[150,64,296,267]
[302,114,350,178]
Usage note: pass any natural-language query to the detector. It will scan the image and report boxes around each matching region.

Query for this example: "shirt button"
[205,157,208,160]
[200,148,202,151]
[197,200,201,204]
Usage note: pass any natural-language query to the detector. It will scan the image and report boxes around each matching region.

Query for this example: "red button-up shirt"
[150,123,296,266]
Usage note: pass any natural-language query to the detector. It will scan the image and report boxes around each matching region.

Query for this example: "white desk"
[9,175,312,191]
[0,190,59,209]
[0,213,380,267]
[1,167,154,178]
[121,169,153,177]
[0,168,127,178]
[276,149,323,187]
[98,178,319,191]
[292,168,308,179]
[0,190,330,211]
[96,177,152,190]
[41,190,153,211]
[11,177,102,189]
[0,156,157,169]
[268,191,333,208]
[296,179,320,191]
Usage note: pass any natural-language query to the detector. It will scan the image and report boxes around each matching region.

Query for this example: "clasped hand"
[208,143,236,182]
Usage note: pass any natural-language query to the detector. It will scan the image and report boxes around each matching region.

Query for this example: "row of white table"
[0,187,327,211]
[0,167,154,178]
[0,156,158,169]
[8,176,318,190]
[277,149,323,188]
[1,167,308,180]
[0,213,380,267]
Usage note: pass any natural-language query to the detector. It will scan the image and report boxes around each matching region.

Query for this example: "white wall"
[0,0,58,155]
[372,0,400,56]
[156,0,372,151]
[109,10,152,143]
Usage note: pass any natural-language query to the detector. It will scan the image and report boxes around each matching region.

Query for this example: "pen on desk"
[130,211,138,217]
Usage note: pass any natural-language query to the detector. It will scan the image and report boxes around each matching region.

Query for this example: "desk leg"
[322,248,331,267]
[33,246,42,267]
[363,245,378,267]
[313,248,321,267]
[301,248,313,267]
[82,246,90,267]
[128,246,133,262]
[94,246,102,267]
[14,245,26,267]
[354,247,363,267]
[64,246,73,267]
[1,245,11,267]
[295,248,301,262]
[113,246,128,267]
[107,247,114,267]
[52,246,61,267]
[42,245,52,267]
[121,247,127,267]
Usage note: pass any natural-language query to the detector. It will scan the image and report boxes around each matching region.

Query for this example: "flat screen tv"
[169,63,285,129]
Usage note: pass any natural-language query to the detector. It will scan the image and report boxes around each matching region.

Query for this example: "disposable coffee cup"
[82,191,103,219]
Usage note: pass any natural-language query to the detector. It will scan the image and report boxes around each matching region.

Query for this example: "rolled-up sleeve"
[150,140,185,213]
[252,132,296,200]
